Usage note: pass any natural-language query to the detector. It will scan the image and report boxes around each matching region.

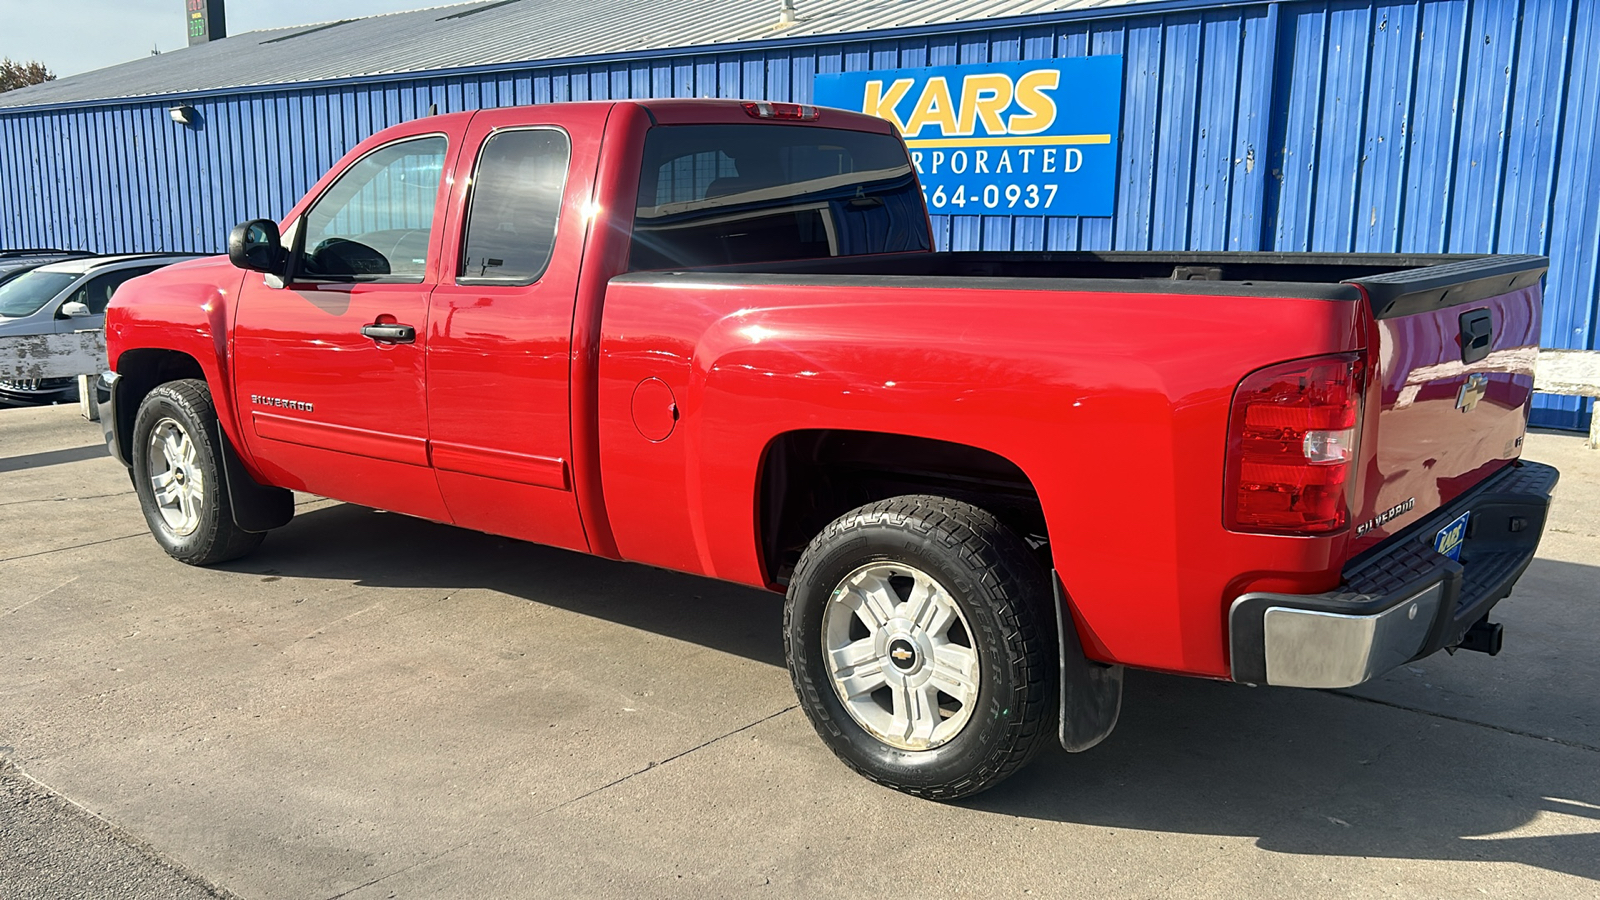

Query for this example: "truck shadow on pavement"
[226,501,1600,882]
[222,501,790,667]
[978,676,1600,882]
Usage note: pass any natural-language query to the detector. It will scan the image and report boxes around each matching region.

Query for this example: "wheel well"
[112,349,207,463]
[758,430,1048,585]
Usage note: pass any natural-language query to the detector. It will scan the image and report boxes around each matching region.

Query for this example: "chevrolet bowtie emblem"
[891,648,914,661]
[1456,373,1489,413]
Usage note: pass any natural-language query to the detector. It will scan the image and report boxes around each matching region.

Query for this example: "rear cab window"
[630,124,930,271]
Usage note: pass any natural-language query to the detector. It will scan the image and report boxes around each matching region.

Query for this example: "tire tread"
[133,379,265,566]
[784,494,1054,800]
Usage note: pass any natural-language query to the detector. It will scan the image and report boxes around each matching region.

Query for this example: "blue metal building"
[1,0,1595,428]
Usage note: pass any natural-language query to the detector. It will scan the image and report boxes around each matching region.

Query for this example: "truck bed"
[609,248,1549,640]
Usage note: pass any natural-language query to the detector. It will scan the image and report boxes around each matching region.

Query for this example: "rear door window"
[67,265,161,315]
[458,128,571,285]
[631,125,930,271]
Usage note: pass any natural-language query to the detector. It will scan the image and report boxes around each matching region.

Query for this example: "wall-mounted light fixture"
[169,105,195,125]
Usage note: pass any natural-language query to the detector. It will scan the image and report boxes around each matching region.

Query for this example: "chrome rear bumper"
[1228,460,1559,688]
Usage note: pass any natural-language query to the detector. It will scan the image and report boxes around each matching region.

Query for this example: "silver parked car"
[0,253,198,405]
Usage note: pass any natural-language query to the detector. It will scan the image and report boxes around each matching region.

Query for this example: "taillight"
[1225,353,1365,535]
[742,101,819,121]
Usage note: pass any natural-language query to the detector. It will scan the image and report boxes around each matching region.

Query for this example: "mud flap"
[1055,573,1124,752]
[209,420,294,533]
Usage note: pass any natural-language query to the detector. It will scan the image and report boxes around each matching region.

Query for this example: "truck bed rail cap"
[1349,255,1549,319]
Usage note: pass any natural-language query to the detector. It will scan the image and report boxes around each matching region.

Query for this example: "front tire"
[784,495,1054,800]
[131,379,265,565]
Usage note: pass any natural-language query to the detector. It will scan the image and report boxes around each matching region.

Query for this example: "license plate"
[1434,511,1471,562]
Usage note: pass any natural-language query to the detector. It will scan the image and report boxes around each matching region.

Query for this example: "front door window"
[298,136,447,281]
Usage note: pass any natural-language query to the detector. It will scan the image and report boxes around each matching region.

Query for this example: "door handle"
[361,322,416,343]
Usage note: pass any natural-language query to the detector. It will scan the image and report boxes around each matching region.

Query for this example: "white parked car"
[0,253,198,404]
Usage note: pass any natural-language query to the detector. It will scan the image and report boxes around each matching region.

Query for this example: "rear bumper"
[1228,460,1559,688]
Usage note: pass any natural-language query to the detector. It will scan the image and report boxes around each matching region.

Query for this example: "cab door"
[424,105,609,551]
[233,125,462,521]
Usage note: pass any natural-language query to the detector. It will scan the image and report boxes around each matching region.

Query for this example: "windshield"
[0,270,78,318]
[631,124,930,270]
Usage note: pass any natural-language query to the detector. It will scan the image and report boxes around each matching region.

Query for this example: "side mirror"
[228,219,285,275]
[59,300,93,318]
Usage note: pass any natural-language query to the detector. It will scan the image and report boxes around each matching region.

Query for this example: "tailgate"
[1346,256,1548,552]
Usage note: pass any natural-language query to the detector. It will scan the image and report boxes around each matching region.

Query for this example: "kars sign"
[814,56,1123,217]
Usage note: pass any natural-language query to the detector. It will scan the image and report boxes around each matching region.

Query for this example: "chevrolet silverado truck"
[99,99,1559,799]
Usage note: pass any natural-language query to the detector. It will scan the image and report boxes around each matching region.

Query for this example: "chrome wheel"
[145,416,204,537]
[821,562,980,751]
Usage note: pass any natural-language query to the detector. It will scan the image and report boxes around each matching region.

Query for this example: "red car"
[99,99,1558,798]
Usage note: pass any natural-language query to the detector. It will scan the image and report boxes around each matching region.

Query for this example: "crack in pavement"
[0,498,326,566]
[0,492,129,507]
[1331,690,1600,753]
[548,704,800,814]
[0,532,145,565]
[2,575,79,618]
[292,601,385,644]
[319,835,481,900]
[313,705,798,900]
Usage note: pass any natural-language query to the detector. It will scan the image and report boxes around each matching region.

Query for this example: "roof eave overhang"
[0,0,1262,116]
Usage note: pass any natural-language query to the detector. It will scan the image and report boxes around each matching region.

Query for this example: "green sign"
[186,0,226,45]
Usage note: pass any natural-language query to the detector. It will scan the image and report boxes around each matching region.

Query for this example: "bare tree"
[0,58,56,93]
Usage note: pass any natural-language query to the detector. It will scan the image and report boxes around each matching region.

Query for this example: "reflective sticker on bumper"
[1434,511,1471,562]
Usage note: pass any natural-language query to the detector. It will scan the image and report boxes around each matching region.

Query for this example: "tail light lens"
[742,101,819,121]
[1225,353,1365,535]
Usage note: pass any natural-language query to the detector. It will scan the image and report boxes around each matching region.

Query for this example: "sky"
[0,0,444,78]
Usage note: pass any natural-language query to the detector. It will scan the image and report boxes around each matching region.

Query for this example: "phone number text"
[920,183,1060,211]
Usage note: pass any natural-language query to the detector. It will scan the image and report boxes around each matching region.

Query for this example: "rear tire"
[131,379,265,565]
[784,495,1054,800]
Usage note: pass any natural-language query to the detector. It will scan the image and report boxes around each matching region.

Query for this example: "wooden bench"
[1535,349,1600,449]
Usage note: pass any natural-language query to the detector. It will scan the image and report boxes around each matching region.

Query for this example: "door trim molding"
[430,440,569,491]
[252,412,429,467]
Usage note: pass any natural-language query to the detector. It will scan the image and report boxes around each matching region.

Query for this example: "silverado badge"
[251,394,314,412]
[1355,497,1416,537]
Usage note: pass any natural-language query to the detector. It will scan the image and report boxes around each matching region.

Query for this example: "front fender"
[106,256,254,469]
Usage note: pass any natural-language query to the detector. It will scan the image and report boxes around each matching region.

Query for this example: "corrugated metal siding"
[0,0,1595,428]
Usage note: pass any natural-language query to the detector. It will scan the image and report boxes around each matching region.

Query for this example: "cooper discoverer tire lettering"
[783,495,1055,800]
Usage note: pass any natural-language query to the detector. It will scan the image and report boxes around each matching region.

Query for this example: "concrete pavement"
[1,760,226,900]
[2,403,1597,899]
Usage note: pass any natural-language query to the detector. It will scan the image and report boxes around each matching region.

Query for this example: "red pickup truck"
[100,99,1559,799]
